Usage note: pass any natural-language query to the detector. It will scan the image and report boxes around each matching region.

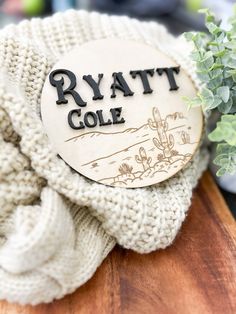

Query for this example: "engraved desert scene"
[65,107,199,187]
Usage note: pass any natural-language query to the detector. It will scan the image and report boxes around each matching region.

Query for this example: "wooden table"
[1,171,235,314]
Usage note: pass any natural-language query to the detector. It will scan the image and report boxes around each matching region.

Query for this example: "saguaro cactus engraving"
[148,107,174,160]
[135,147,152,171]
[180,131,190,144]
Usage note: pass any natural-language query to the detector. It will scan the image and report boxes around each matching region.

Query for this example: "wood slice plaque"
[40,39,203,188]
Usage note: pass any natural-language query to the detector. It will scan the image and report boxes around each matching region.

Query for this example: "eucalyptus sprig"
[184,8,236,176]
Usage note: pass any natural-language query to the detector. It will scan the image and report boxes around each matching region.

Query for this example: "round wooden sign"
[41,39,203,188]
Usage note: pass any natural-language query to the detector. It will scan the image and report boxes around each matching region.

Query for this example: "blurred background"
[0,0,235,214]
[0,0,235,33]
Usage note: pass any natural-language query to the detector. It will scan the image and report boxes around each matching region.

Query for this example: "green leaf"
[211,68,223,79]
[184,32,195,41]
[216,32,226,44]
[226,57,236,69]
[206,80,220,90]
[197,60,214,72]
[218,97,233,113]
[197,71,210,83]
[209,64,224,71]
[200,94,222,111]
[199,8,215,23]
[209,95,223,110]
[216,168,227,176]
[208,41,218,47]
[217,86,230,103]
[224,41,236,49]
[206,22,221,35]
[200,88,214,104]
[226,69,236,82]
[214,49,225,58]
[190,51,201,62]
[206,76,223,90]
[209,114,236,145]
[209,63,224,73]
[202,51,214,68]
[223,77,235,88]
[183,96,202,108]
[222,115,236,122]
[221,53,231,66]
[191,32,207,47]
[214,143,236,176]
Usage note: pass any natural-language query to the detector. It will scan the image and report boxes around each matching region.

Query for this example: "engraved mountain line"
[65,123,148,142]
[65,123,186,145]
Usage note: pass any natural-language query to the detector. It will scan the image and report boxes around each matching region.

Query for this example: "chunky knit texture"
[0,10,208,305]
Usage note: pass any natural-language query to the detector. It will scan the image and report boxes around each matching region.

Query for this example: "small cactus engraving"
[148,107,175,160]
[135,147,152,171]
[180,131,190,144]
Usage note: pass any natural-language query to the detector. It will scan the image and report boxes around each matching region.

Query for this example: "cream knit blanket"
[0,10,208,305]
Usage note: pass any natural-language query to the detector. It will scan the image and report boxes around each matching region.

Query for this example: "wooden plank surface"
[1,171,236,314]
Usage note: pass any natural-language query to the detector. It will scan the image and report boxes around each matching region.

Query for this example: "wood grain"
[1,171,235,314]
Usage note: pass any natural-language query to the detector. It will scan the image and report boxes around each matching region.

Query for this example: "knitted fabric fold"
[0,10,208,304]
